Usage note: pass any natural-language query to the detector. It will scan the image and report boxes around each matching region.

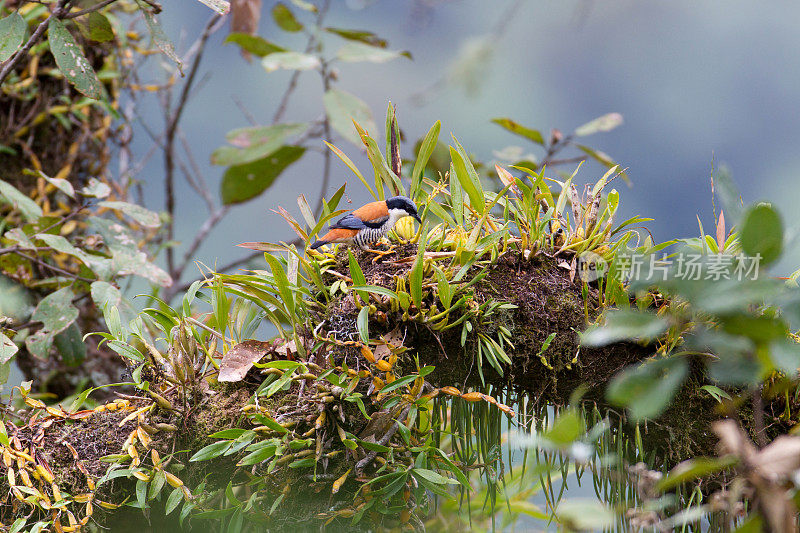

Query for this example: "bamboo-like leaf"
[348,250,367,302]
[432,265,451,309]
[411,121,441,200]
[263,253,295,321]
[449,145,483,214]
[409,226,427,308]
[296,194,316,229]
[353,120,404,197]
[491,117,545,145]
[324,141,375,199]
[349,285,399,300]
[449,162,463,226]
[357,306,369,344]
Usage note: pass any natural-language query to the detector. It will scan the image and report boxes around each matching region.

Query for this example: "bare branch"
[62,0,119,19]
[163,14,223,275]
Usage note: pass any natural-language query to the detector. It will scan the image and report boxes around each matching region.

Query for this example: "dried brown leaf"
[218,339,271,382]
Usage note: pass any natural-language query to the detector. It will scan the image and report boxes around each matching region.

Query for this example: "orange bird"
[310,196,421,250]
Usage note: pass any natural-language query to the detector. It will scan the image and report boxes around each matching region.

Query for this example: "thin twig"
[163,13,223,276]
[163,206,230,301]
[270,0,330,125]
[15,251,95,283]
[61,0,119,19]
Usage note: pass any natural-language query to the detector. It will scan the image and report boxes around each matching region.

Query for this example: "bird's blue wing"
[329,214,366,230]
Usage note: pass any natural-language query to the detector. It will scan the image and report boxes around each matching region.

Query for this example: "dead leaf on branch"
[218,339,272,382]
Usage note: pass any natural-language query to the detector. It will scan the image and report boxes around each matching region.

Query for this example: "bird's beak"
[412,213,422,224]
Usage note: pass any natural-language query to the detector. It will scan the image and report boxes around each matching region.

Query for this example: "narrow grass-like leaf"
[348,250,368,302]
[409,226,427,308]
[324,141,376,199]
[263,253,295,321]
[411,121,441,199]
[449,146,483,214]
[349,285,399,300]
[357,306,369,344]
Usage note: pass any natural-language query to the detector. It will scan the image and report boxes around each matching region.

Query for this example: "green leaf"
[209,428,249,439]
[54,323,86,366]
[91,280,121,310]
[740,203,782,266]
[272,2,303,32]
[107,340,144,362]
[262,51,320,72]
[263,253,295,320]
[377,373,417,395]
[34,170,75,198]
[0,333,18,364]
[348,250,367,301]
[323,142,374,198]
[80,178,111,198]
[190,441,232,462]
[722,315,787,344]
[48,17,104,98]
[165,487,183,515]
[409,227,426,308]
[324,27,386,47]
[770,339,800,375]
[411,121,441,199]
[220,146,306,205]
[607,356,689,419]
[358,439,391,452]
[449,162,463,225]
[357,306,369,344]
[657,456,738,491]
[348,285,398,300]
[336,42,407,63]
[0,12,25,62]
[556,500,615,531]
[98,201,160,228]
[31,287,78,334]
[411,468,459,485]
[0,179,43,221]
[323,88,376,146]
[288,457,316,468]
[238,444,278,465]
[491,118,544,145]
[580,310,670,347]
[224,33,285,57]
[84,12,114,42]
[449,144,483,214]
[544,409,585,445]
[574,113,624,136]
[212,123,307,166]
[136,0,183,73]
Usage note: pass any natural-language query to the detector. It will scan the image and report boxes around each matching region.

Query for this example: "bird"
[309,195,422,252]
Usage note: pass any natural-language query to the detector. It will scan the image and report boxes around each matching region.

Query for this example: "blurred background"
[136,0,800,279]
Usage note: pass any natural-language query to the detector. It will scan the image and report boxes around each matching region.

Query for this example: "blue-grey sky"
[138,0,800,279]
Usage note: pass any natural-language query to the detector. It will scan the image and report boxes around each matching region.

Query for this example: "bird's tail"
[309,240,327,250]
